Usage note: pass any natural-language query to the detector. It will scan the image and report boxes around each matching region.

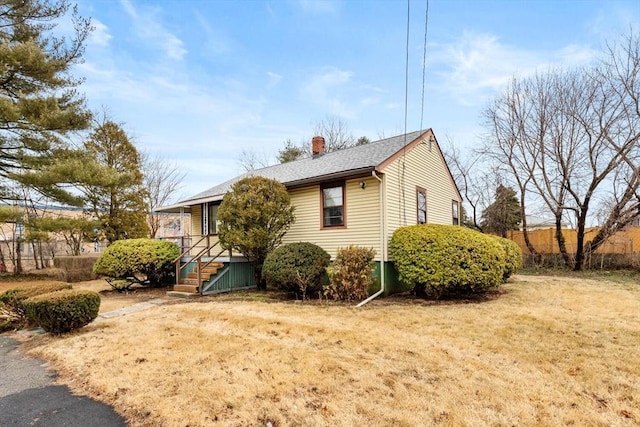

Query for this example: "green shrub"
[262,242,331,298]
[0,283,72,312]
[23,289,100,334]
[53,255,100,282]
[324,246,376,301]
[492,236,523,280]
[93,238,180,291]
[389,224,506,298]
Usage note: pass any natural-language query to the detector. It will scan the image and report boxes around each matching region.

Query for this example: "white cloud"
[430,31,598,106]
[266,71,283,89]
[300,67,356,119]
[88,19,112,47]
[118,0,187,61]
[194,11,233,56]
[119,0,137,18]
[299,67,395,120]
[163,33,187,60]
[554,44,599,66]
[294,0,339,15]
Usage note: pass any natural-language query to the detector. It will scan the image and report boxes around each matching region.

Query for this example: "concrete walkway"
[0,297,169,426]
[97,297,167,319]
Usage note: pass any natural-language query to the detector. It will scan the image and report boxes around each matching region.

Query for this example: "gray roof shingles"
[180,130,425,204]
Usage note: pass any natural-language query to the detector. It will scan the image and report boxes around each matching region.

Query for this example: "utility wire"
[420,0,430,132]
[401,0,411,226]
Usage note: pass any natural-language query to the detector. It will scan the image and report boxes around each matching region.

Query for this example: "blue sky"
[71,0,640,200]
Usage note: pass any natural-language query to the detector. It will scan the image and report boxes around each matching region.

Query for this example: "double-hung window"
[452,200,460,225]
[416,187,427,224]
[202,203,219,235]
[322,182,345,227]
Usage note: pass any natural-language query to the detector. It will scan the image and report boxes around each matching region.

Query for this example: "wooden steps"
[172,284,200,293]
[168,262,226,297]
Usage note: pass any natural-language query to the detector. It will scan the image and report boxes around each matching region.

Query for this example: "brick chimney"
[312,136,325,157]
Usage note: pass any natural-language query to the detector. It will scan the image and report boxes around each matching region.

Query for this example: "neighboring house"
[0,204,104,272]
[157,129,462,296]
[523,215,571,230]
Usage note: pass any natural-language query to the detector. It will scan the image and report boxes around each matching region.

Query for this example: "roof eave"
[154,194,225,212]
[284,167,376,189]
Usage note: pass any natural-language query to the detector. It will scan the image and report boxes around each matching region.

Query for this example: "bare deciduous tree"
[443,138,498,231]
[312,115,356,152]
[483,30,640,270]
[141,152,186,238]
[256,116,365,166]
[238,149,273,172]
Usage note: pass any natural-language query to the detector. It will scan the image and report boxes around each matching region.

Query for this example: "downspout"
[357,170,385,307]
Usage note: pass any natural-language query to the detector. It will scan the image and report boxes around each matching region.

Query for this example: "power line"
[420,0,430,132]
[401,0,411,226]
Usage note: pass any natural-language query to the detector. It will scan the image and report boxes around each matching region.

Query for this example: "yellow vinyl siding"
[192,206,202,236]
[188,205,221,255]
[383,136,461,246]
[282,176,382,260]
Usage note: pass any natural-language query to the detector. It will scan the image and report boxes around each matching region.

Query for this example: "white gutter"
[357,170,385,307]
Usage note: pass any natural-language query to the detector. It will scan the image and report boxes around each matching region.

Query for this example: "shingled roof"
[164,129,427,210]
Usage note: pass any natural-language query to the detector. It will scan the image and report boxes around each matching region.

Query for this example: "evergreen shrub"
[389,224,506,298]
[324,246,376,301]
[93,238,179,290]
[53,255,99,282]
[0,283,72,312]
[492,236,523,280]
[23,289,100,334]
[262,242,330,298]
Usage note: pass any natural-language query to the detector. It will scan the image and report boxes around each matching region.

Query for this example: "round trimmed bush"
[23,289,100,334]
[262,242,330,298]
[389,224,506,298]
[0,283,72,312]
[492,236,523,280]
[1,283,72,332]
[93,238,180,288]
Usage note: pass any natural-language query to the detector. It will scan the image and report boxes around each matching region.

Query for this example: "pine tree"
[0,0,92,203]
[480,185,522,237]
[81,119,149,243]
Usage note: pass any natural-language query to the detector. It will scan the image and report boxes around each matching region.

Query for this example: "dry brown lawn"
[16,274,640,426]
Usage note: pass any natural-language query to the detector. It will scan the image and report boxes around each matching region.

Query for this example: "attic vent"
[312,136,325,157]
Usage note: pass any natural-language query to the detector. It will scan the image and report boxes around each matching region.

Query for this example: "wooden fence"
[507,226,640,269]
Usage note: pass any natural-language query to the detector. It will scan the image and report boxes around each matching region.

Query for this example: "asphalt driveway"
[0,335,127,426]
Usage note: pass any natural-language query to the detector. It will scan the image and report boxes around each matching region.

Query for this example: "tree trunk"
[0,246,6,273]
[14,239,22,274]
[573,209,588,271]
[30,241,40,269]
[554,213,572,268]
[253,265,266,290]
[519,197,541,265]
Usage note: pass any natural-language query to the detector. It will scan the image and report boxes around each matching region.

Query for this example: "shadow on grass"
[519,267,640,283]
[185,286,509,307]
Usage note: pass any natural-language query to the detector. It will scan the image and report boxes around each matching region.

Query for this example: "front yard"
[13,274,640,426]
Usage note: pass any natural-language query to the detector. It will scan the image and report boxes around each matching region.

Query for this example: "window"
[416,187,427,224]
[452,200,460,225]
[202,203,219,235]
[208,204,218,234]
[322,182,344,227]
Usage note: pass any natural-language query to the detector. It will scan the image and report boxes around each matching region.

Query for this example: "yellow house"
[157,129,461,297]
